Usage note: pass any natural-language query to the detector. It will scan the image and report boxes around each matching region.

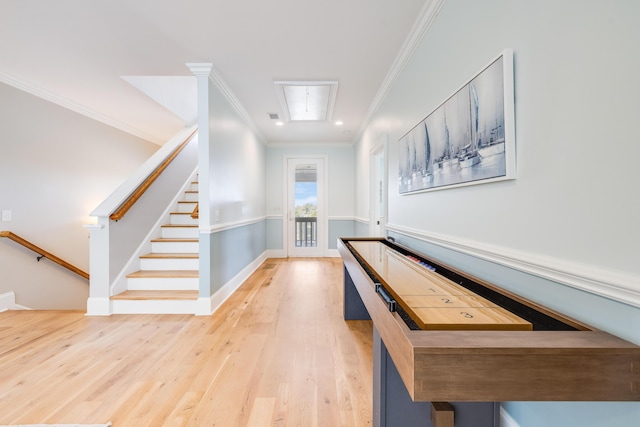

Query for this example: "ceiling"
[0,0,432,145]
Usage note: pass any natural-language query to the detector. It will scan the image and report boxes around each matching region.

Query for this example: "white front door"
[371,138,387,237]
[286,157,326,257]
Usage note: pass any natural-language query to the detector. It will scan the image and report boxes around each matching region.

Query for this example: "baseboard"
[0,292,15,312]
[195,251,268,316]
[500,406,521,427]
[86,297,112,316]
[264,249,287,259]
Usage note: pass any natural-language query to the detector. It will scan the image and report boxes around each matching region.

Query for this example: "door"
[371,139,387,236]
[287,157,326,257]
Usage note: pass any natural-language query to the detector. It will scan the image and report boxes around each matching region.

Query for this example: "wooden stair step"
[111,290,198,301]
[140,253,198,259]
[126,270,199,279]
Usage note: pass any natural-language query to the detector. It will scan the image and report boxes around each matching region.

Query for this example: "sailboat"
[459,83,481,168]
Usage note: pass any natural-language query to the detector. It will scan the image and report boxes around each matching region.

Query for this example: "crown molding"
[355,0,446,141]
[206,65,267,145]
[0,72,163,144]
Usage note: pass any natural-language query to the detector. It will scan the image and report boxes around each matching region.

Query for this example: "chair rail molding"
[386,223,640,309]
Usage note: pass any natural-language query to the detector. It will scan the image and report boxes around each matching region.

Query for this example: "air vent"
[268,112,280,120]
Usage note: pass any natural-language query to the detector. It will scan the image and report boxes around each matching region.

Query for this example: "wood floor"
[0,258,373,426]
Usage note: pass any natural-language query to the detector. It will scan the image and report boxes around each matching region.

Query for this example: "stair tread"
[111,290,199,301]
[150,238,198,242]
[127,270,199,278]
[170,211,195,215]
[140,253,198,259]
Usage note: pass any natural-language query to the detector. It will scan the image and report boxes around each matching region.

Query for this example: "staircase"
[110,180,200,314]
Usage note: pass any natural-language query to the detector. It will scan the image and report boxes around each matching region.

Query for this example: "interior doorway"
[371,137,387,237]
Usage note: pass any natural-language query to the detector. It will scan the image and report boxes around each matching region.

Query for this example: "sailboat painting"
[398,49,515,194]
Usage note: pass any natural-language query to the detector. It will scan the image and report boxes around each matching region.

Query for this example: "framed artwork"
[398,49,515,194]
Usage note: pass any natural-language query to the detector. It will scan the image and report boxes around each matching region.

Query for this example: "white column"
[187,62,213,314]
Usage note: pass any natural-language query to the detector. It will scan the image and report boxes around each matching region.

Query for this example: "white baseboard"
[0,292,31,311]
[0,292,15,312]
[195,251,268,316]
[500,406,521,427]
[86,297,112,316]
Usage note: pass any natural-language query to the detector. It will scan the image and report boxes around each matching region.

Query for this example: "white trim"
[265,249,287,259]
[0,292,15,312]
[284,156,329,257]
[354,217,370,224]
[0,292,31,311]
[266,215,284,220]
[0,72,163,144]
[500,406,521,427]
[370,134,388,236]
[328,216,356,221]
[195,251,268,315]
[387,223,640,308]
[356,0,446,141]
[199,215,266,234]
[86,297,112,316]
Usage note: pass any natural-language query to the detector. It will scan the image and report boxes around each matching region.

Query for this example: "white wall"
[0,82,158,309]
[355,1,640,426]
[266,144,355,218]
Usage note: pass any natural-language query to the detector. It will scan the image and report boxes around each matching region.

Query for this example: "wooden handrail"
[0,231,89,280]
[110,128,198,221]
[191,203,199,219]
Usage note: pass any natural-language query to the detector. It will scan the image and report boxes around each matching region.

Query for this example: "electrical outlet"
[1,210,11,222]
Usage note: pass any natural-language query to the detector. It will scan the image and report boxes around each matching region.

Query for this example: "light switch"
[1,210,11,222]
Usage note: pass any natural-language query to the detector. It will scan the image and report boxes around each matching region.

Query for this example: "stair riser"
[184,192,198,202]
[127,277,199,291]
[112,299,198,315]
[161,227,199,239]
[191,183,198,191]
[140,258,199,270]
[170,214,199,225]
[177,202,198,213]
[151,241,199,253]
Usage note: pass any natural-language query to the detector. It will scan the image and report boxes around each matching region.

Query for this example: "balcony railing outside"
[295,217,317,247]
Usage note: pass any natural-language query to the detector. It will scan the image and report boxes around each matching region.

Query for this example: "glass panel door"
[287,158,325,256]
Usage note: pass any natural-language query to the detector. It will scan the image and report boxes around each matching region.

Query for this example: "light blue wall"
[356,1,640,426]
[206,221,266,292]
[328,219,355,250]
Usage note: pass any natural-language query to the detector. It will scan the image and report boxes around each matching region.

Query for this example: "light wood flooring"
[0,258,373,426]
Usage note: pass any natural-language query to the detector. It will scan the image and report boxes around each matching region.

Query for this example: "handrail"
[110,128,198,221]
[191,203,199,219]
[0,231,89,280]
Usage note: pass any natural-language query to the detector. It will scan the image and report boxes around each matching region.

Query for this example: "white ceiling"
[0,0,432,145]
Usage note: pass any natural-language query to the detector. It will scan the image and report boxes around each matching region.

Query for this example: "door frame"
[283,155,328,257]
[370,135,388,237]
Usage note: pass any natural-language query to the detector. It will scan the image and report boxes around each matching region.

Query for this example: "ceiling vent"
[274,81,338,122]
[268,112,280,120]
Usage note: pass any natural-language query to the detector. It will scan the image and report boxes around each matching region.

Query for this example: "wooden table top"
[348,240,531,331]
